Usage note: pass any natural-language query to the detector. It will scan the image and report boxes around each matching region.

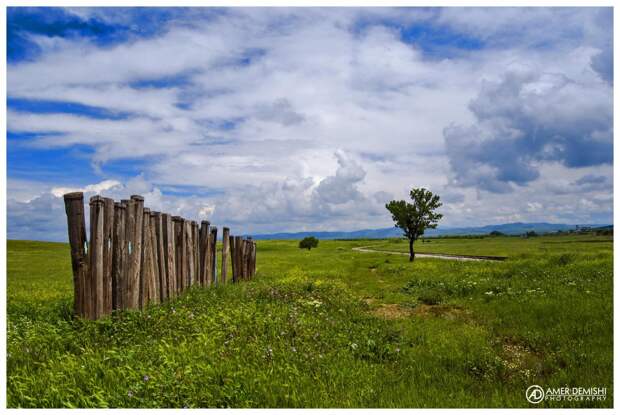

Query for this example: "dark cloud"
[591,47,613,85]
[444,70,612,193]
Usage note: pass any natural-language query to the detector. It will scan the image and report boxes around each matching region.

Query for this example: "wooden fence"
[63,192,257,320]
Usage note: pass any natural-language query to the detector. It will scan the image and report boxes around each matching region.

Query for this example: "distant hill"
[251,222,612,240]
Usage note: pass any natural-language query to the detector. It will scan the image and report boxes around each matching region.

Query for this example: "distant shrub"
[299,236,319,250]
[525,231,538,238]
[555,253,576,266]
[489,230,505,236]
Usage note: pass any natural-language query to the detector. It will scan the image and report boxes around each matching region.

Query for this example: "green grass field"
[7,234,613,408]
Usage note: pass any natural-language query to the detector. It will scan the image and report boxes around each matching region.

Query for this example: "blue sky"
[7,7,613,241]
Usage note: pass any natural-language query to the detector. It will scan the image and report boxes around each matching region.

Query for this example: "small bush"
[299,236,319,250]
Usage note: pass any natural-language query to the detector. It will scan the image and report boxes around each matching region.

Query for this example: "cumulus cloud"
[444,68,612,192]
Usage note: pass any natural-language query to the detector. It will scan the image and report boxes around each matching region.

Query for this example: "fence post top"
[114,202,125,208]
[130,195,145,202]
[223,227,230,232]
[201,220,210,225]
[152,211,160,216]
[211,226,218,232]
[63,192,84,200]
[172,216,183,222]
[89,195,105,204]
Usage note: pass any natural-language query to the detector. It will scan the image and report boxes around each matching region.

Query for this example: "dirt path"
[352,246,507,262]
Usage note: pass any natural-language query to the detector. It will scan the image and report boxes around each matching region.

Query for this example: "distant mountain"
[251,222,612,240]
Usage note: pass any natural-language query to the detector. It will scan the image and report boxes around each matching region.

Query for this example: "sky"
[6,7,614,241]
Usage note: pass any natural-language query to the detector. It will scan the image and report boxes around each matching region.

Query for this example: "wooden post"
[210,227,218,285]
[221,227,230,284]
[185,220,194,288]
[163,214,177,298]
[192,221,199,285]
[173,216,185,293]
[112,202,126,310]
[120,199,131,309]
[206,225,213,287]
[239,238,245,280]
[243,238,251,280]
[229,235,236,283]
[252,241,257,278]
[149,212,160,305]
[199,221,210,286]
[154,212,167,302]
[140,208,151,308]
[89,196,105,319]
[63,192,89,318]
[234,236,242,282]
[125,195,144,310]
[102,198,114,315]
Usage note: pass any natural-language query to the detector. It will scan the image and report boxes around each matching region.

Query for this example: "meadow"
[6,234,613,408]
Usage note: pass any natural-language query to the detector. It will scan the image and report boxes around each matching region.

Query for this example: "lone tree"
[299,236,319,250]
[386,188,443,262]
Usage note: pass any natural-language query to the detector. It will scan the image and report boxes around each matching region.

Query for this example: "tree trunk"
[409,238,415,262]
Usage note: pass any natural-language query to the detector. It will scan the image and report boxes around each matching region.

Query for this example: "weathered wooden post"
[163,214,177,298]
[199,221,210,286]
[244,238,251,280]
[250,241,257,278]
[221,227,230,284]
[173,216,185,293]
[125,195,144,310]
[154,212,167,302]
[185,220,195,288]
[210,227,218,285]
[120,199,131,309]
[205,223,213,286]
[140,209,151,307]
[63,192,89,318]
[192,221,199,285]
[149,211,161,304]
[102,198,114,315]
[112,202,126,310]
[234,236,242,282]
[89,196,105,319]
[229,234,236,282]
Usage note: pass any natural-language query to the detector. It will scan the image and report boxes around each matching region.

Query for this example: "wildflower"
[485,291,494,296]
[395,348,400,353]
[143,375,150,382]
[350,343,358,350]
[127,391,133,398]
[291,347,297,353]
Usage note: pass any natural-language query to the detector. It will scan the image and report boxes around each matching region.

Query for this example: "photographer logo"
[526,385,607,404]
[526,385,545,404]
